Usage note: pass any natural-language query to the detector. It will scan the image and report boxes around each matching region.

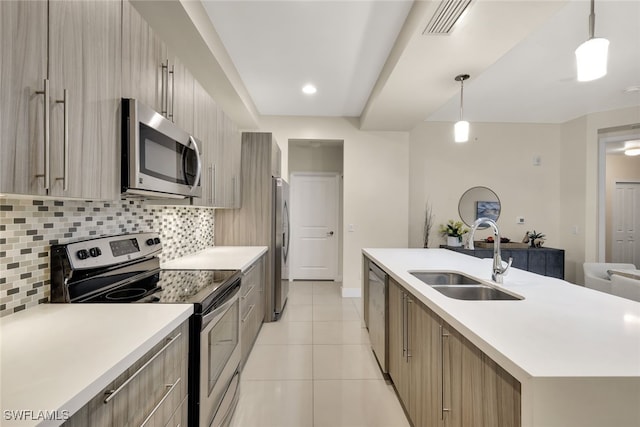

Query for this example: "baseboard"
[341,286,361,298]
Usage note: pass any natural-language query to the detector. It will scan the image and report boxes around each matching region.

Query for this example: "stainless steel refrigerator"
[273,177,290,319]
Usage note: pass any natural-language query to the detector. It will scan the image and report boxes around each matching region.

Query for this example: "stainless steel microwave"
[121,98,202,199]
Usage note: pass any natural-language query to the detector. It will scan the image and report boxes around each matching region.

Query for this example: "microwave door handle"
[188,135,202,193]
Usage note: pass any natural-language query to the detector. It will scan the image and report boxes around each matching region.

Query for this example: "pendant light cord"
[459,79,464,121]
[589,0,595,39]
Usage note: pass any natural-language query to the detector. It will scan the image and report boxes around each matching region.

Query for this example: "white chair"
[583,262,636,294]
[610,274,640,302]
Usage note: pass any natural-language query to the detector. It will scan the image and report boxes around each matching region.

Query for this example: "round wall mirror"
[458,186,501,228]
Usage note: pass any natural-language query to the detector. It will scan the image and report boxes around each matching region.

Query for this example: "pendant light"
[454,74,470,143]
[575,0,609,82]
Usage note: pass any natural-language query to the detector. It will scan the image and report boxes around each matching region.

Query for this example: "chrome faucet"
[466,217,512,284]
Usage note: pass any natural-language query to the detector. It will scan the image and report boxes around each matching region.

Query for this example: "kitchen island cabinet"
[363,248,640,427]
[387,274,520,427]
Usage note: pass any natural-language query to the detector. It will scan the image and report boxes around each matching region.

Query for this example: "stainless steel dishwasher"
[368,262,388,375]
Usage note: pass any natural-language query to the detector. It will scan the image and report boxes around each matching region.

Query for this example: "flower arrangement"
[525,230,546,247]
[439,220,469,239]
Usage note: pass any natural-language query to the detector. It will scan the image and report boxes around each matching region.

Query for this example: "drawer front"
[241,301,259,364]
[64,321,189,427]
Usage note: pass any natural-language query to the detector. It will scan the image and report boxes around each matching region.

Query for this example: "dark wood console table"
[441,245,565,279]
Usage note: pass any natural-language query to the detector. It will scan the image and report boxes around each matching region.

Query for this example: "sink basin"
[410,271,482,286]
[431,285,522,301]
[409,271,523,301]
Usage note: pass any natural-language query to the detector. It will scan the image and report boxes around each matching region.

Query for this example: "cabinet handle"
[139,377,181,427]
[103,332,182,404]
[161,60,168,116]
[242,284,255,300]
[169,64,175,121]
[440,324,450,420]
[242,304,255,323]
[401,293,406,359]
[55,89,68,191]
[406,297,412,361]
[207,166,213,204]
[232,175,236,206]
[35,79,50,190]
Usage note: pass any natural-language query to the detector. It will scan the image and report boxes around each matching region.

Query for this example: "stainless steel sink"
[409,271,523,301]
[410,271,482,286]
[431,285,522,300]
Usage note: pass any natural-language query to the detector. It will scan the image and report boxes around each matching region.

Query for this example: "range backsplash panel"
[0,198,214,317]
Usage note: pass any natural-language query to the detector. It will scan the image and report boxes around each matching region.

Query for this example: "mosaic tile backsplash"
[0,198,215,317]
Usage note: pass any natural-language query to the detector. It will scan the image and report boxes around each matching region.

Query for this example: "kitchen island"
[363,248,640,427]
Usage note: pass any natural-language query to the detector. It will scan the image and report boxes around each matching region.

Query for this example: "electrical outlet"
[517,216,525,224]
[348,224,355,232]
[532,155,541,166]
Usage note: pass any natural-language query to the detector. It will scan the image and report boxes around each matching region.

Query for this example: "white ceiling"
[201,0,640,130]
[202,0,413,117]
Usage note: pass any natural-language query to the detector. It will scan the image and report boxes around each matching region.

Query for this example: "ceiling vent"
[423,0,472,35]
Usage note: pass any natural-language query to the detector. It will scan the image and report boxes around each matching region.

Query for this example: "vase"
[447,236,462,247]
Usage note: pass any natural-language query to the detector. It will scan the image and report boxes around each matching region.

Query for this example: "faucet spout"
[466,217,512,283]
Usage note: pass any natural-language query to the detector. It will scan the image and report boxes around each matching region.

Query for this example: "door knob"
[327,231,334,237]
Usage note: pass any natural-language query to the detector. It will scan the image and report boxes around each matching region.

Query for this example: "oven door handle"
[201,286,240,329]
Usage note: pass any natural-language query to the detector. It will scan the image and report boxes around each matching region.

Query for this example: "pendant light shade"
[454,120,469,143]
[576,0,609,82]
[454,74,470,143]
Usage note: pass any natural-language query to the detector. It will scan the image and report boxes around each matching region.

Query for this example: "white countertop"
[0,304,193,427]
[364,249,640,427]
[161,246,268,271]
[363,248,640,379]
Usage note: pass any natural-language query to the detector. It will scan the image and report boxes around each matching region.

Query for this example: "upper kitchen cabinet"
[193,79,218,207]
[0,0,121,200]
[122,0,166,113]
[122,1,194,135]
[169,55,195,135]
[217,107,242,208]
[192,80,241,209]
[49,0,121,200]
[0,0,48,196]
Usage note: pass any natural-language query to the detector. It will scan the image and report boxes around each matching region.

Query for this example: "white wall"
[408,121,563,250]
[259,116,409,296]
[559,106,640,282]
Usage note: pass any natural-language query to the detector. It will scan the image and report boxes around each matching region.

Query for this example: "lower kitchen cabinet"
[240,254,265,367]
[63,320,189,427]
[388,277,521,427]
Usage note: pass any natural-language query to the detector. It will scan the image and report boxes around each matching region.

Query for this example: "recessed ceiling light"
[624,85,640,93]
[302,84,317,95]
[624,140,640,156]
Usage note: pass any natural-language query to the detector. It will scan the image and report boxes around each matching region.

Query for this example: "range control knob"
[146,238,155,246]
[153,237,161,245]
[89,247,102,258]
[76,249,89,260]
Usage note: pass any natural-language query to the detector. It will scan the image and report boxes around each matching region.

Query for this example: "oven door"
[199,288,241,427]
[123,98,202,198]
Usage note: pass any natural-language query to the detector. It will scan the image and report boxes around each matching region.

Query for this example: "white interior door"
[290,173,339,280]
[612,182,640,267]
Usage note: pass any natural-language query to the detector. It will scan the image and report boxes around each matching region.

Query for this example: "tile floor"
[230,281,410,427]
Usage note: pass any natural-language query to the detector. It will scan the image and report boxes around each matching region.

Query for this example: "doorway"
[598,124,640,265]
[288,140,344,281]
[611,182,640,266]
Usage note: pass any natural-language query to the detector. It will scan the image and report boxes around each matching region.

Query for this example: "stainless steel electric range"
[50,232,242,427]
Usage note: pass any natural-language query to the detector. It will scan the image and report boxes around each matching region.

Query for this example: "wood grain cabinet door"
[443,322,521,427]
[0,0,48,195]
[122,0,166,113]
[388,278,410,407]
[48,0,121,200]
